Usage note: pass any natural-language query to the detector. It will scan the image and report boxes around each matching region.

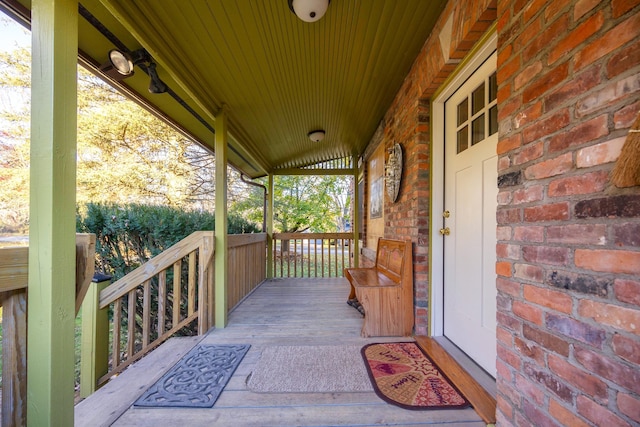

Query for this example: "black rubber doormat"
[135,344,250,408]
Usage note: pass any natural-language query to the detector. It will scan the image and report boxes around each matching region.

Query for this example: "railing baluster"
[341,239,345,277]
[313,238,318,277]
[321,237,326,277]
[127,289,136,360]
[112,299,121,369]
[158,270,166,336]
[188,251,196,316]
[142,280,150,348]
[286,240,290,277]
[173,260,181,328]
[294,239,298,277]
[307,237,311,277]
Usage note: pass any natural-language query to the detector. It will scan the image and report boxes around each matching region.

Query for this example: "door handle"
[439,227,450,236]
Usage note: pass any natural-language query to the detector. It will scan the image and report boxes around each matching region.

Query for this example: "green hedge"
[77,202,259,280]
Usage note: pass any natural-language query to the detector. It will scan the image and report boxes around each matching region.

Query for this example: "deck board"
[77,278,485,427]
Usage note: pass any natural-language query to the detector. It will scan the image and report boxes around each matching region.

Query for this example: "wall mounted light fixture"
[99,48,167,93]
[288,0,330,22]
[100,49,134,80]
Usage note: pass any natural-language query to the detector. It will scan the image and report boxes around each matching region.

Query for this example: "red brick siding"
[369,0,638,423]
[496,0,640,426]
[367,0,498,335]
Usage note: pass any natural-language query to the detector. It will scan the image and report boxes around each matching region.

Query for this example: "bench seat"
[344,238,413,337]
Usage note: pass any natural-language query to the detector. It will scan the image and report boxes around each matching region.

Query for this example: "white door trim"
[430,32,498,336]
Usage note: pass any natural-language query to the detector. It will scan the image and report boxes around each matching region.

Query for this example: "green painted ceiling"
[4,0,446,178]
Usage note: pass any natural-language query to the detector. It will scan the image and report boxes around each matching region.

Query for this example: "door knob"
[439,227,450,236]
[443,210,450,218]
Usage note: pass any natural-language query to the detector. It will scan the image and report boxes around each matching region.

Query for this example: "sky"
[0,14,30,124]
[0,13,30,52]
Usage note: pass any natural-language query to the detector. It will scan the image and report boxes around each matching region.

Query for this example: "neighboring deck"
[76,278,487,426]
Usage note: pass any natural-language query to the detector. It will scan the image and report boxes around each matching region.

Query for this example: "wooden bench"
[344,238,413,337]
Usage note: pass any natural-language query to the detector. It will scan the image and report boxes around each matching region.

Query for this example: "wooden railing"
[96,231,214,385]
[0,230,268,414]
[272,232,353,278]
[0,234,96,427]
[228,233,267,310]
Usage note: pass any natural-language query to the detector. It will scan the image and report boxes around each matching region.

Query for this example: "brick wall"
[369,0,497,335]
[369,0,639,424]
[495,0,640,425]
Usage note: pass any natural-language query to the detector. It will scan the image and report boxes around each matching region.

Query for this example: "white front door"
[443,52,498,376]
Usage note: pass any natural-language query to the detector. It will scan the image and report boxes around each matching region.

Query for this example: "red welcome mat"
[361,342,470,410]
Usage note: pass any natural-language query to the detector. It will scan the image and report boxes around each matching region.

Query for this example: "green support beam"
[352,155,360,268]
[27,0,78,424]
[214,107,228,328]
[266,174,274,278]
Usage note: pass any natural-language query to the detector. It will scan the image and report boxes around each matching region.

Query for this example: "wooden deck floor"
[76,278,486,426]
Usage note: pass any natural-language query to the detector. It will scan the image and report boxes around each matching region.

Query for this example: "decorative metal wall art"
[385,142,403,202]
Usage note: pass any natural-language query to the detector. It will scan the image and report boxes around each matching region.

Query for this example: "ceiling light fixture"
[99,48,167,94]
[308,130,326,142]
[288,0,330,22]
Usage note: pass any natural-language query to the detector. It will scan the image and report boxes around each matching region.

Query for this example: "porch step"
[74,335,202,427]
[415,336,497,424]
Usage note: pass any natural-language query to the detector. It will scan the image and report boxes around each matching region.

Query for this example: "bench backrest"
[375,238,410,283]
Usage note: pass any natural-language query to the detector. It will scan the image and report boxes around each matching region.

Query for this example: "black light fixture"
[145,61,167,94]
[288,0,330,22]
[99,48,167,94]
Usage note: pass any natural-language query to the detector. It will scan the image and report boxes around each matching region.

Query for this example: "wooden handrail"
[273,232,352,240]
[99,231,214,309]
[0,234,96,311]
[0,233,96,427]
[0,246,28,292]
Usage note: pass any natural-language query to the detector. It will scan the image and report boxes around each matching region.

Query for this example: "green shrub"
[77,202,259,280]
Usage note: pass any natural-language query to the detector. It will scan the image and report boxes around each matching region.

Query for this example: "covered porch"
[75,277,492,426]
[2,0,638,425]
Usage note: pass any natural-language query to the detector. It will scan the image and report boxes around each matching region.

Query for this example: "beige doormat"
[247,345,373,393]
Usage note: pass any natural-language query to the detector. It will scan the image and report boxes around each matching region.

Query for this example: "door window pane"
[472,82,485,115]
[489,72,497,103]
[472,114,485,145]
[489,105,498,136]
[457,126,468,153]
[457,98,468,126]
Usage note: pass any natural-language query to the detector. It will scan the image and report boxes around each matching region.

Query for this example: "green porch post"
[352,155,360,267]
[28,0,78,425]
[214,107,228,328]
[266,174,274,278]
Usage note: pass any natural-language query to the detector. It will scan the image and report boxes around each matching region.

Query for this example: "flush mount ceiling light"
[308,130,326,142]
[288,0,330,22]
